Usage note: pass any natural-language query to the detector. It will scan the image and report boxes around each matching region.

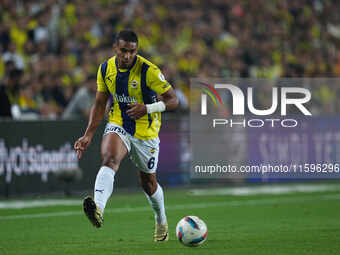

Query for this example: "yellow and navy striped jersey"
[97,55,172,140]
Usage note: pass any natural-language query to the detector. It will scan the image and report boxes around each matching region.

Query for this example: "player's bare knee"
[101,153,120,170]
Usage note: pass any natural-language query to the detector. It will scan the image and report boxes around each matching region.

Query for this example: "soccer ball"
[176,216,208,246]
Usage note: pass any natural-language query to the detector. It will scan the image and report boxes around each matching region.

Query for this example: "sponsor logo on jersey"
[113,94,137,104]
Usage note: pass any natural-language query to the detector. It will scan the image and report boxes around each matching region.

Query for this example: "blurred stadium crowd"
[1,0,340,119]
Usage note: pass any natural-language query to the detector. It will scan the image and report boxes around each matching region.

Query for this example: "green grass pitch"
[1,187,340,255]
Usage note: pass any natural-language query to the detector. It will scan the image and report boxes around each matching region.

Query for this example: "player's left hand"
[127,103,147,120]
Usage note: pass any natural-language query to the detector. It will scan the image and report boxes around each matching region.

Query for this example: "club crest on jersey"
[130,80,138,88]
[150,148,156,154]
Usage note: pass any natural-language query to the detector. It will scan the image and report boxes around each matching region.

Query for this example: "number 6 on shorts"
[148,157,155,169]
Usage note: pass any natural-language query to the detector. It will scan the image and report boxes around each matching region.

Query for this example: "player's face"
[115,40,138,69]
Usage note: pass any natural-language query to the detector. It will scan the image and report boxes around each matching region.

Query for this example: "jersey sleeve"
[97,64,108,93]
[146,66,172,95]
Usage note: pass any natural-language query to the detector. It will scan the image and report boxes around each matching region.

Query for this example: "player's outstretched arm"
[126,88,178,119]
[74,91,109,158]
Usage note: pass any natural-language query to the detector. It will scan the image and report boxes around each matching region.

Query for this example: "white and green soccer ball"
[176,216,208,246]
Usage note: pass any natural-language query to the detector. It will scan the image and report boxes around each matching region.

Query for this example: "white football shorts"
[103,122,160,173]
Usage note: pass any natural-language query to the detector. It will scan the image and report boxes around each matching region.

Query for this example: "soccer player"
[74,30,178,242]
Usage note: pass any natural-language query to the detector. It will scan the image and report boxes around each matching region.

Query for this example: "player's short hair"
[115,30,138,44]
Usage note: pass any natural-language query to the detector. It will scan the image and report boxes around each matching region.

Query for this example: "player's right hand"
[74,135,92,159]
